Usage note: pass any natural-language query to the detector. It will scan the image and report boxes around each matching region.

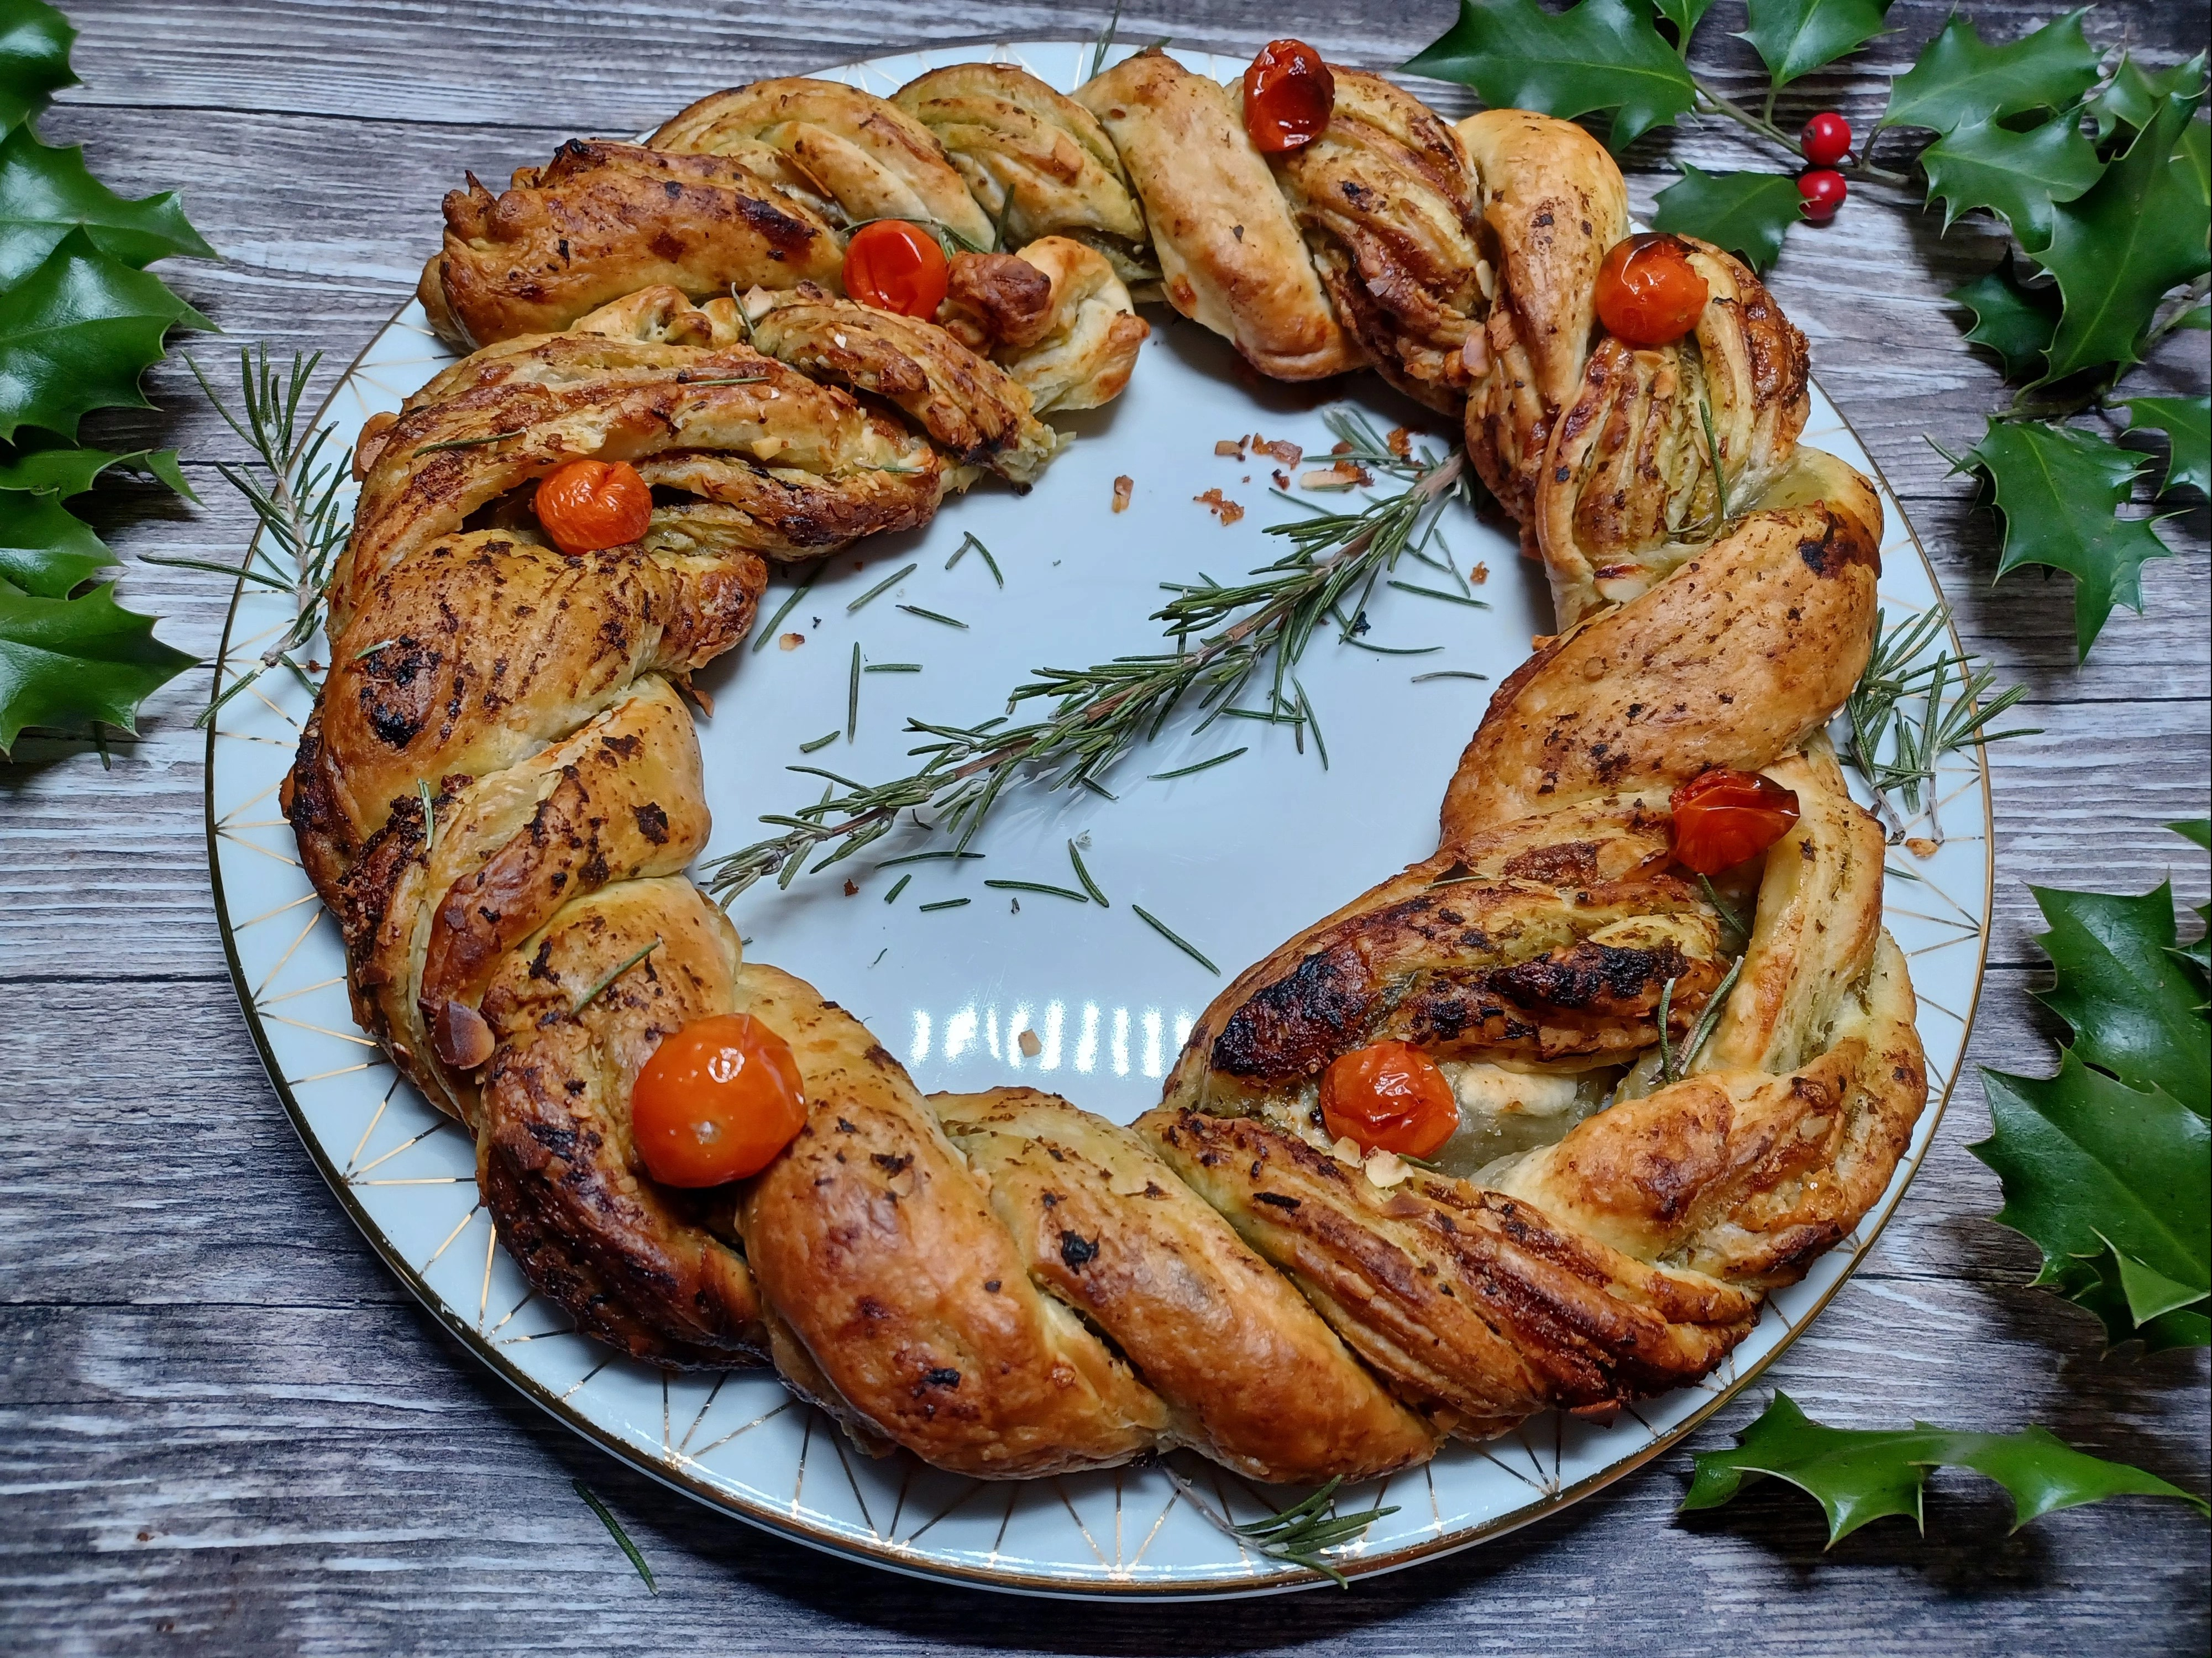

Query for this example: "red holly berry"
[1802,111,1852,168]
[1799,169,1848,223]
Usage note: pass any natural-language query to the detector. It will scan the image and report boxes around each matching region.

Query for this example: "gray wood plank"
[3,1,2206,1652]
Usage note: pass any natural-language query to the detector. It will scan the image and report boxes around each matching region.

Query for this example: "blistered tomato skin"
[1244,39,1335,154]
[841,219,950,318]
[1593,233,1711,348]
[1670,767,1802,875]
[533,459,653,554]
[1319,1040,1461,1161]
[630,1014,808,1188]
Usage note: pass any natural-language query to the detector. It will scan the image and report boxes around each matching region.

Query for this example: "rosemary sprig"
[1696,396,1733,531]
[703,414,1469,903]
[1661,954,1746,1083]
[573,1480,657,1594]
[1698,874,1748,943]
[1167,1470,1398,1588]
[1842,602,2036,841]
[180,347,349,727]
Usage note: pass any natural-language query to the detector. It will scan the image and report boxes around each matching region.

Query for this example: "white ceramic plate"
[206,41,1993,1598]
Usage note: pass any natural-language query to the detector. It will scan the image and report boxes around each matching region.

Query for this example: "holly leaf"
[1645,0,1716,43]
[2119,395,2210,496]
[0,124,216,285]
[2070,1243,2211,1353]
[0,486,111,595]
[1963,417,2172,659]
[0,576,194,752]
[2172,819,2212,977]
[0,438,191,499]
[2089,51,2209,141]
[0,226,212,443]
[2037,95,2212,385]
[1651,165,1803,272]
[2029,875,2209,1114]
[1684,1392,2208,1543]
[1920,113,2103,250]
[1948,251,2060,379]
[1738,0,1893,93]
[1405,0,1696,152]
[0,0,75,134]
[1880,9,2101,137]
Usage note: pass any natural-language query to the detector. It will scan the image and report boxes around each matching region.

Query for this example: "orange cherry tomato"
[1319,1040,1460,1160]
[1243,38,1335,154]
[1594,233,1711,348]
[1669,767,1802,875]
[842,219,950,319]
[534,458,652,554]
[630,1013,807,1188]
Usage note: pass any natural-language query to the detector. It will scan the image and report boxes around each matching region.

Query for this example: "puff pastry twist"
[292,51,1925,1484]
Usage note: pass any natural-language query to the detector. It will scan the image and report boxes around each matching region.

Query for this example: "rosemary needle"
[919,898,971,912]
[573,1480,657,1594]
[1294,676,1328,770]
[752,573,815,653]
[984,878,1091,902]
[1411,670,1488,683]
[1067,840,1109,906]
[884,873,911,904]
[799,730,839,753]
[847,562,917,614]
[1386,579,1488,610]
[418,779,436,853]
[864,662,922,673]
[413,427,523,455]
[944,532,1004,586]
[898,603,969,628]
[1132,905,1218,974]
[847,642,861,741]
[574,937,661,1015]
[879,849,985,867]
[1149,746,1247,781]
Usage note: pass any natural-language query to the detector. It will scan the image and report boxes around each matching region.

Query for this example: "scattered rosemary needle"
[418,779,436,854]
[879,849,986,867]
[752,571,816,653]
[1655,977,1675,1079]
[847,642,862,741]
[1386,578,1488,610]
[984,878,1091,903]
[1664,955,1746,1082]
[1294,676,1328,770]
[1699,874,1749,942]
[847,561,916,614]
[352,637,399,662]
[884,873,911,904]
[1411,669,1488,683]
[919,898,971,912]
[898,603,969,628]
[413,427,523,456]
[864,662,922,674]
[1068,840,1109,906]
[1149,746,1247,781]
[1132,905,1218,974]
[573,937,661,1015]
[943,531,1004,586]
[573,1480,657,1594]
[799,730,839,753]
[677,374,768,387]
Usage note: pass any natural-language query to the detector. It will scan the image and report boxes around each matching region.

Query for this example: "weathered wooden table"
[4,2,2205,1651]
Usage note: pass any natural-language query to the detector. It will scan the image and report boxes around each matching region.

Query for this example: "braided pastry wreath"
[284,46,1926,1486]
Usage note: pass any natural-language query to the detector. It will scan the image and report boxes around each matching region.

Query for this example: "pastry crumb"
[842,880,859,897]
[1018,1029,1042,1057]
[1194,487,1244,526]
[1386,426,1412,457]
[1470,562,1490,584]
[1112,474,1133,512]
[1254,437,1302,467]
[779,631,805,650]
[1904,836,1940,858]
[1215,438,1246,458]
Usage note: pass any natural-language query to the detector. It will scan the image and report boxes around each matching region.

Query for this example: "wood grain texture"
[1,2,2205,1652]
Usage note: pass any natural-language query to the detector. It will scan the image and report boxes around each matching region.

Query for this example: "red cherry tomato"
[1593,233,1711,348]
[1801,111,1852,168]
[1669,768,1802,875]
[1243,38,1335,154]
[842,220,949,318]
[534,459,652,554]
[1319,1040,1460,1161]
[630,1013,807,1188]
[1798,168,1848,223]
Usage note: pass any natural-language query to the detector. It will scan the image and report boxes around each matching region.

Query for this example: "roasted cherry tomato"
[842,219,950,318]
[1319,1040,1460,1160]
[1797,167,1848,223]
[1243,38,1335,154]
[630,1013,807,1188]
[1669,767,1802,875]
[1593,233,1711,348]
[1801,111,1852,168]
[533,458,652,554]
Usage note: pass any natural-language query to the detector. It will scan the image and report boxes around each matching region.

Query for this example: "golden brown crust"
[1078,50,1361,379]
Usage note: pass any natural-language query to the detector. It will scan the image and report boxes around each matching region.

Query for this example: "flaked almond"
[779,631,805,651]
[1299,461,1368,491]
[1364,1148,1411,1188]
[1112,474,1134,512]
[1331,1135,1364,1167]
[1018,1028,1042,1057]
[1905,836,1940,858]
[1215,438,1246,458]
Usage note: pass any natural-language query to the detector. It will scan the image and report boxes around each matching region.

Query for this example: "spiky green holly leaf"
[1645,0,1716,43]
[0,576,195,752]
[2038,95,2212,384]
[1920,113,2103,250]
[2172,820,2212,977]
[2028,874,2208,1115]
[0,438,191,499]
[0,486,111,595]
[0,0,75,134]
[1963,417,2171,659]
[2119,395,2210,496]
[1651,164,1803,272]
[2089,51,2209,141]
[1738,0,1893,93]
[1684,1392,2208,1542]
[1948,253,2060,379]
[1405,0,1696,152]
[0,226,212,443]
[2068,1242,2211,1353]
[0,124,216,285]
[1880,9,2101,137]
